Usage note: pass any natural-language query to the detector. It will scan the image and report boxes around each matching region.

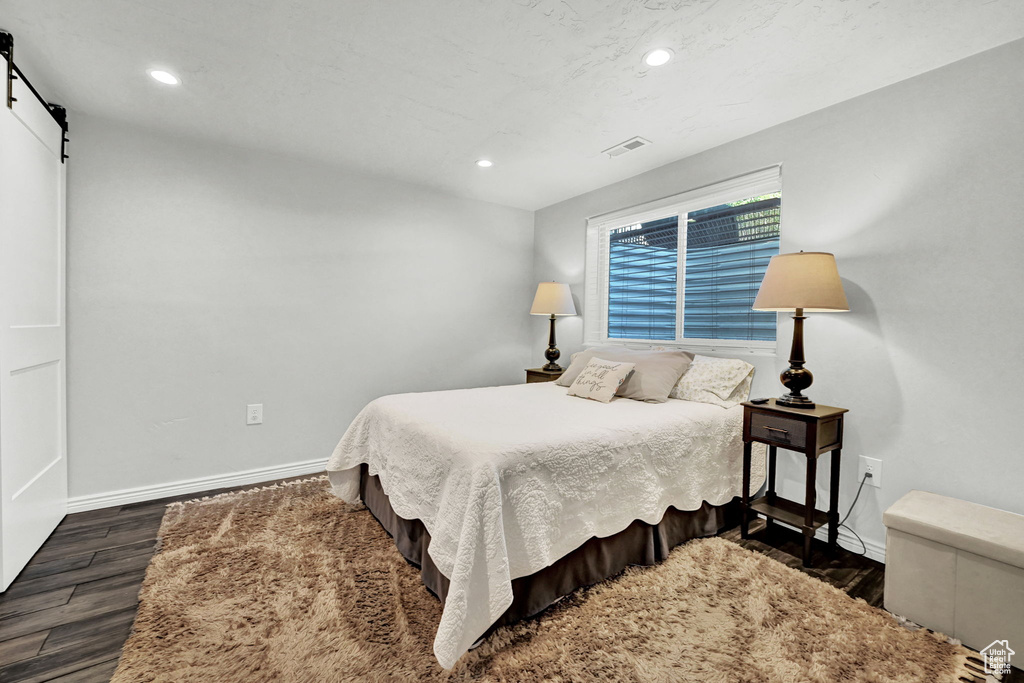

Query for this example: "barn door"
[0,53,68,591]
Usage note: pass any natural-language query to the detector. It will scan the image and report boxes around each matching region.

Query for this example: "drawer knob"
[765,426,789,435]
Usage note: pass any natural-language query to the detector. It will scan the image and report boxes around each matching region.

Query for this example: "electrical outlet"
[858,455,882,488]
[246,403,263,425]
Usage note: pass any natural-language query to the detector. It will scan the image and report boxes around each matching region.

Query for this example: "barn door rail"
[0,30,70,162]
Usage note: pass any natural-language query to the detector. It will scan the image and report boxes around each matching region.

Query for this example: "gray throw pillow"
[556,347,694,403]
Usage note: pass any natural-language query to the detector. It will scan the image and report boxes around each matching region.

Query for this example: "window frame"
[584,166,782,356]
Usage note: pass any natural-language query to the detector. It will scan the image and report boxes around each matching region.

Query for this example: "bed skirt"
[358,463,739,632]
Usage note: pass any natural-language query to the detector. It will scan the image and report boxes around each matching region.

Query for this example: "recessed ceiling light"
[148,69,180,85]
[476,159,493,168]
[643,48,674,67]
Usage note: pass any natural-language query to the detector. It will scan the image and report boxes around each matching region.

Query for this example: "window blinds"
[607,216,678,340]
[683,196,780,341]
[584,165,782,348]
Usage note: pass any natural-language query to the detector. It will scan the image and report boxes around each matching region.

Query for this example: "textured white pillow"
[567,358,635,403]
[671,355,754,408]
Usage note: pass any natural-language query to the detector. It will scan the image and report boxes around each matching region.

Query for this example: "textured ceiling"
[2,0,1024,210]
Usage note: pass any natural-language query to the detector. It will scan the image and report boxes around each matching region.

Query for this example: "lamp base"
[779,311,815,409]
[777,393,816,409]
[541,314,562,373]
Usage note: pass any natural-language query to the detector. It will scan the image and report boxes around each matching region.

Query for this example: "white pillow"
[567,358,635,403]
[671,354,754,408]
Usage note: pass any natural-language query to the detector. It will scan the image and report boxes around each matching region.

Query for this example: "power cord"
[837,471,871,556]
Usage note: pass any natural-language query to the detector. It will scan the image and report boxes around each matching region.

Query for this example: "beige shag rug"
[112,476,986,682]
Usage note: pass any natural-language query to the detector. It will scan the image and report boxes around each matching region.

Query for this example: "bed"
[326,380,765,669]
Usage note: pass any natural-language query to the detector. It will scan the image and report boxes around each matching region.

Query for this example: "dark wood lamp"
[752,252,849,409]
[530,282,577,371]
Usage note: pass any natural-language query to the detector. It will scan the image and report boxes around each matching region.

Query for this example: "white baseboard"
[67,458,329,513]
[67,460,889,563]
[814,525,886,564]
[762,517,886,564]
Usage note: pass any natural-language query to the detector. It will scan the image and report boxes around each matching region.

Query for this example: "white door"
[0,54,68,592]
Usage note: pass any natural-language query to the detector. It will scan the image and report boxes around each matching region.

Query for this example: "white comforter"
[326,382,765,669]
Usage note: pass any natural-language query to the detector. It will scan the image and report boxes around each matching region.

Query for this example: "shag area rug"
[113,476,986,682]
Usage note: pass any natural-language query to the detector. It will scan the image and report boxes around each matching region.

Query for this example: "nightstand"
[741,399,848,567]
[526,367,563,383]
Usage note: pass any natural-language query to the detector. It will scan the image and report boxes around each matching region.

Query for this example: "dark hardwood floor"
[1,484,1019,682]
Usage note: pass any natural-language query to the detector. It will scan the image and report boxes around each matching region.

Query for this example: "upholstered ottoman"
[883,490,1024,653]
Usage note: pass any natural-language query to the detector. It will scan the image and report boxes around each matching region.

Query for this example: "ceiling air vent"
[602,136,651,158]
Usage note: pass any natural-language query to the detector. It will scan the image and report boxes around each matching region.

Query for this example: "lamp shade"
[752,251,849,312]
[530,282,576,316]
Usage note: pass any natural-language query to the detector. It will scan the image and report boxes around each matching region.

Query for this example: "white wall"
[534,39,1024,558]
[66,114,535,501]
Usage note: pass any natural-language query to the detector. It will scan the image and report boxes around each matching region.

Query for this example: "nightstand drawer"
[526,368,563,383]
[749,412,806,449]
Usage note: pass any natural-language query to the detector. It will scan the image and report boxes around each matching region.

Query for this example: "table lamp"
[753,251,849,408]
[530,282,577,371]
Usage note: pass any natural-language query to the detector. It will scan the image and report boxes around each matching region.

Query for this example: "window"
[585,167,781,353]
